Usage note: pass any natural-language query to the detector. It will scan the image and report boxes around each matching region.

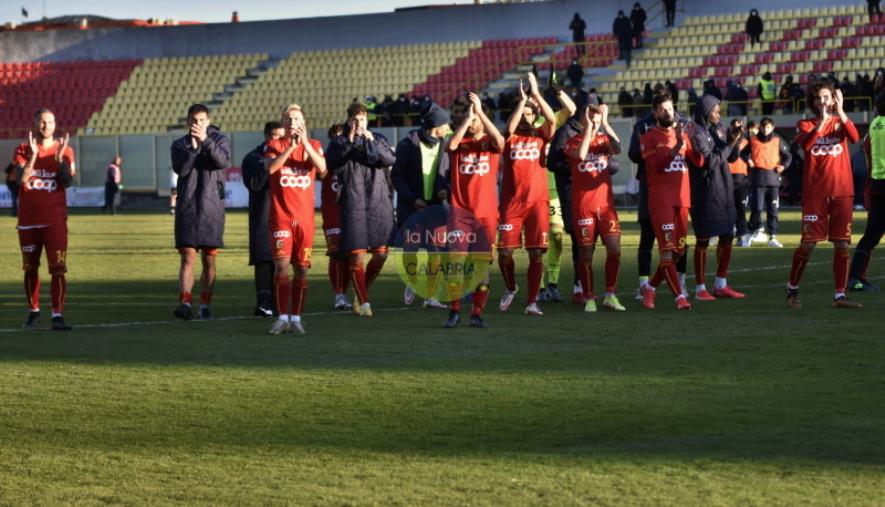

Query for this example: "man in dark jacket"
[567,59,584,90]
[613,11,634,67]
[740,117,792,247]
[618,86,633,117]
[689,95,747,301]
[241,120,284,317]
[631,3,647,49]
[391,102,451,307]
[326,102,397,316]
[170,103,231,321]
[569,13,587,56]
[628,90,691,299]
[746,9,764,46]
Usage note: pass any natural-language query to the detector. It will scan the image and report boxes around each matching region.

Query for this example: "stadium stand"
[211,43,479,132]
[0,60,139,139]
[598,3,880,114]
[84,53,266,135]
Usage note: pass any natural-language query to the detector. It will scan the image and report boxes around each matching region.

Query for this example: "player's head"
[876,90,885,116]
[747,120,759,136]
[346,102,369,134]
[728,118,744,137]
[186,104,210,130]
[759,117,775,137]
[33,108,56,140]
[808,81,836,117]
[518,100,540,132]
[452,95,486,136]
[281,104,305,136]
[651,91,675,128]
[113,155,122,166]
[263,121,283,142]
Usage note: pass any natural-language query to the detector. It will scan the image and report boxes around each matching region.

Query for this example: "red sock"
[291,276,308,315]
[450,298,461,312]
[24,271,40,311]
[50,274,66,314]
[578,258,594,299]
[350,260,368,305]
[179,291,192,305]
[605,252,620,293]
[471,284,489,316]
[328,257,340,293]
[337,258,350,293]
[365,255,385,289]
[653,259,681,297]
[834,247,850,293]
[789,248,811,287]
[716,242,732,278]
[527,257,543,303]
[498,256,517,292]
[200,291,212,305]
[694,245,707,286]
[274,275,290,316]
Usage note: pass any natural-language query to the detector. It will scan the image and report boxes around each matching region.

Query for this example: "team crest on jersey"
[276,239,284,250]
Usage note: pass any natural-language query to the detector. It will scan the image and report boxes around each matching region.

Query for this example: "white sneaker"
[524,302,543,316]
[751,230,768,243]
[499,285,518,311]
[403,286,416,306]
[334,293,352,310]
[358,302,373,317]
[768,236,783,248]
[634,286,646,301]
[423,298,447,309]
[268,319,289,335]
[738,234,751,247]
[288,320,306,334]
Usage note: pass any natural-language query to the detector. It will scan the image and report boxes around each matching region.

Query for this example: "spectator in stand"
[618,86,633,117]
[567,59,584,90]
[703,79,723,101]
[759,71,784,113]
[840,76,857,112]
[631,3,647,49]
[5,162,18,216]
[664,0,677,27]
[872,69,885,99]
[666,80,679,111]
[686,86,699,117]
[868,0,882,21]
[632,88,644,119]
[613,10,634,67]
[726,80,749,116]
[570,13,587,56]
[746,9,764,47]
[642,82,654,108]
[779,75,796,113]
[102,156,122,215]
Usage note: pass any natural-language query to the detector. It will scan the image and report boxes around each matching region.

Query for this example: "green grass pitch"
[1,209,884,505]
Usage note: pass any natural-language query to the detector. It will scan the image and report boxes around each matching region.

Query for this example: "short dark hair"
[347,102,368,119]
[33,108,53,121]
[651,91,673,109]
[747,120,758,129]
[760,117,774,127]
[263,121,282,138]
[327,123,344,140]
[187,103,210,118]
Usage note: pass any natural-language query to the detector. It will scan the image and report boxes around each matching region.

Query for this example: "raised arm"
[470,92,504,152]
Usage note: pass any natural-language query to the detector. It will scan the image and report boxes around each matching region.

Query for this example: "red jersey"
[13,140,74,227]
[796,117,860,199]
[264,137,324,224]
[320,172,342,229]
[501,130,549,203]
[449,134,501,221]
[639,126,703,209]
[565,131,615,210]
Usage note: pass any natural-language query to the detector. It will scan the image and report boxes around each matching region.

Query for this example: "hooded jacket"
[325,129,397,251]
[241,142,272,264]
[171,125,230,248]
[689,95,738,238]
[391,129,449,228]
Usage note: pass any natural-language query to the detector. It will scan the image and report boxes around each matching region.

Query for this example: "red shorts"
[801,196,853,243]
[572,202,621,247]
[324,227,341,256]
[650,206,689,253]
[270,219,314,266]
[447,209,497,257]
[18,223,68,274]
[498,200,549,250]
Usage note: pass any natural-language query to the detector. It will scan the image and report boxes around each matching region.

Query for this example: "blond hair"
[282,103,303,116]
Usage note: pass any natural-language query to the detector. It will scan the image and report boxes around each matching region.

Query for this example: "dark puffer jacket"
[325,131,397,251]
[689,95,738,238]
[391,129,449,228]
[171,125,231,248]
[241,143,271,265]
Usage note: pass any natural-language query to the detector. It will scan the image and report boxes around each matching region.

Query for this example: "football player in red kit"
[497,73,557,316]
[639,93,704,310]
[13,109,75,330]
[565,100,627,313]
[786,83,862,309]
[443,93,505,328]
[264,104,328,334]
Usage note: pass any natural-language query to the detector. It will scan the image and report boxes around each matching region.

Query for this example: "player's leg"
[601,233,625,311]
[830,198,860,308]
[766,186,782,247]
[497,247,517,310]
[269,257,292,335]
[468,222,497,326]
[288,222,315,329]
[254,261,275,316]
[747,185,763,242]
[693,236,715,300]
[19,228,43,327]
[349,250,369,308]
[637,217,655,298]
[522,201,549,314]
[497,203,524,311]
[365,247,388,290]
[198,249,217,319]
[45,223,71,330]
[712,234,745,298]
[649,207,689,308]
[175,246,197,320]
[848,193,884,291]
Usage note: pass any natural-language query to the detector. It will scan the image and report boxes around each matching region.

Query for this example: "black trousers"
[733,176,750,237]
[666,7,675,26]
[748,185,779,235]
[103,183,118,214]
[849,193,885,279]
